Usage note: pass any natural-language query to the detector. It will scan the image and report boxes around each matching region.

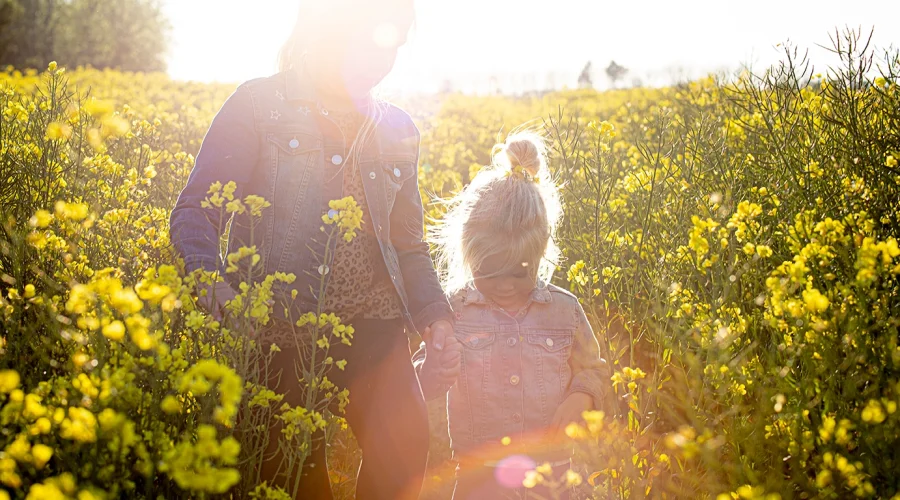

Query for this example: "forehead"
[477,253,533,276]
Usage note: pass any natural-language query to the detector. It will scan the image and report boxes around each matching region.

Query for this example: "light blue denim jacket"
[169,67,452,332]
[413,283,608,458]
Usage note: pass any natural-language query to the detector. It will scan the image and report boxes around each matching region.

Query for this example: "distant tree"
[439,78,455,94]
[577,61,593,89]
[0,0,169,72]
[0,0,60,69]
[605,60,628,89]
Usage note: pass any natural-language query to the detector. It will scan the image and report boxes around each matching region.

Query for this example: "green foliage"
[0,0,169,72]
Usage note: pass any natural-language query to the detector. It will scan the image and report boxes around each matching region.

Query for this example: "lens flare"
[493,454,536,489]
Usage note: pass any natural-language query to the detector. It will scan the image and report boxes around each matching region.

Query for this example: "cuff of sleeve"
[181,255,221,275]
[412,301,453,334]
[565,379,605,408]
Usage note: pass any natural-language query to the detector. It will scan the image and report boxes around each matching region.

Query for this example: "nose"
[496,279,515,293]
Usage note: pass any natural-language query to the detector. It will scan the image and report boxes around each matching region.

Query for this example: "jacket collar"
[461,281,553,306]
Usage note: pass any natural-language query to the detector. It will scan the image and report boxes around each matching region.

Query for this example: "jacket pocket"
[266,132,321,276]
[525,331,574,353]
[382,160,417,211]
[524,329,574,412]
[457,329,496,350]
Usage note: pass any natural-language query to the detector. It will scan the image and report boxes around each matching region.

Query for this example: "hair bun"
[503,133,546,179]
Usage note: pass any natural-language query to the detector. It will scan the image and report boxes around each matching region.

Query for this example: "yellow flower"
[102,320,126,341]
[83,98,114,117]
[6,434,31,462]
[54,201,89,221]
[31,418,52,436]
[46,121,73,141]
[60,407,98,443]
[861,399,886,424]
[802,287,829,314]
[31,444,53,468]
[0,370,21,393]
[887,155,898,168]
[324,196,364,242]
[565,469,583,486]
[161,395,182,415]
[244,195,271,217]
[26,483,66,500]
[522,470,542,488]
[28,209,53,228]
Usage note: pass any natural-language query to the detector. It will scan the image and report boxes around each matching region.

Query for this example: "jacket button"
[331,155,343,165]
[509,375,520,386]
[289,138,299,149]
[369,172,377,180]
[393,167,402,177]
[512,413,522,423]
[507,337,516,346]
[318,265,329,275]
[545,338,554,347]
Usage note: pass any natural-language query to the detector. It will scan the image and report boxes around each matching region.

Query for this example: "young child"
[414,132,608,499]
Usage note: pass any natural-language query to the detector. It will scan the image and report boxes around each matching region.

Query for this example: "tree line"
[0,0,169,72]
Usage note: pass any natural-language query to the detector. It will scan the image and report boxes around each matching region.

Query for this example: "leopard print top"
[259,108,403,347]
[320,109,403,322]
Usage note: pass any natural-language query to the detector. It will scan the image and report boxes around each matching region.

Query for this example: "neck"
[313,80,370,113]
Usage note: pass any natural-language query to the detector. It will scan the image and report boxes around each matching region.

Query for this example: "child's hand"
[419,326,462,397]
[549,392,593,438]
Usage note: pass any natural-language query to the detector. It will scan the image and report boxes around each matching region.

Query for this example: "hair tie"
[507,164,540,184]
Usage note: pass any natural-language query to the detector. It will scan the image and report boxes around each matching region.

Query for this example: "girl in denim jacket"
[169,1,454,498]
[415,132,608,499]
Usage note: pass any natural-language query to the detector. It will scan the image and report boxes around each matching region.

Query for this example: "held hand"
[420,323,462,397]
[550,392,594,438]
[424,319,454,351]
[197,281,238,322]
[436,334,462,382]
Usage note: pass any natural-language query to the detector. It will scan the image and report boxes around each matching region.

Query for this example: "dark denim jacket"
[414,283,608,458]
[169,67,451,332]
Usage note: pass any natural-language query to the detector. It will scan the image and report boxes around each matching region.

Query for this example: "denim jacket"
[413,283,608,458]
[169,67,452,332]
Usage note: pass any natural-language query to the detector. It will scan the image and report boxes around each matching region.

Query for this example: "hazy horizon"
[165,0,899,93]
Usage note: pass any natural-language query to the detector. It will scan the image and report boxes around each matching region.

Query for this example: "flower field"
[1,31,899,499]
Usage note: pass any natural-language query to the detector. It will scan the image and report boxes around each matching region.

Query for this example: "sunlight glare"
[373,22,400,49]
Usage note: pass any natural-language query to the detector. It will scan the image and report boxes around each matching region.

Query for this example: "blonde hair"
[431,130,563,296]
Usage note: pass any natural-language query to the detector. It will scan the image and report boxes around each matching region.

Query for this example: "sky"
[165,0,900,94]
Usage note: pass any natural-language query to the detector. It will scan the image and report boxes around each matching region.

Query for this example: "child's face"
[473,254,537,311]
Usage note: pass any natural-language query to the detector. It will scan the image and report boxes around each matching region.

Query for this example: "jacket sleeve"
[565,302,609,407]
[169,85,259,275]
[389,122,453,333]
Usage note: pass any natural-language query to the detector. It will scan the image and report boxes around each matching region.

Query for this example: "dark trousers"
[259,317,430,500]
